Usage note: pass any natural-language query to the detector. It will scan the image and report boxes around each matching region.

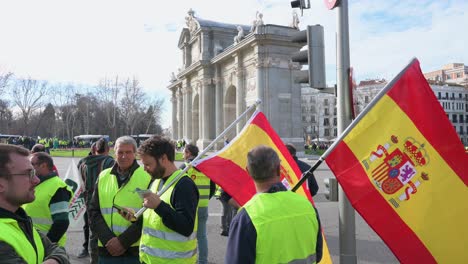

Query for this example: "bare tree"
[10,78,48,135]
[120,77,146,135]
[143,98,164,134]
[0,71,13,94]
[0,99,13,133]
[97,76,120,139]
[52,84,78,140]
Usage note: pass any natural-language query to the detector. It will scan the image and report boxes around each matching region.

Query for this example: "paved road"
[52,157,398,264]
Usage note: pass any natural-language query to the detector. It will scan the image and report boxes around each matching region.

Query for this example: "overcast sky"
[0,0,467,128]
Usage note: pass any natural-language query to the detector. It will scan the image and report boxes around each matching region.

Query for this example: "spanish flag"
[193,110,312,205]
[193,110,332,263]
[325,58,468,263]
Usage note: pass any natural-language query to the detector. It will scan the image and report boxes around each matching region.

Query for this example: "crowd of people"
[0,135,322,264]
[1,136,115,151]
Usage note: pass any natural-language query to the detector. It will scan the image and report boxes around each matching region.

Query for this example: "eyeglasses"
[0,169,36,181]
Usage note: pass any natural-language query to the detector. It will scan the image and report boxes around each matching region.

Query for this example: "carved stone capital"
[289,61,302,70]
[182,86,193,94]
[254,58,271,68]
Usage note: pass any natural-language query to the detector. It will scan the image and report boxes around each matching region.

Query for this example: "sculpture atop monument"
[185,9,199,33]
[250,11,264,33]
[290,11,300,30]
[170,72,177,82]
[234,26,245,44]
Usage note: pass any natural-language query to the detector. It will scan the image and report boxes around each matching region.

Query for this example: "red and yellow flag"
[325,58,468,263]
[193,110,332,263]
[193,110,311,205]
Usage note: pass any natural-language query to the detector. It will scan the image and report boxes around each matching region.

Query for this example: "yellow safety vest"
[186,163,211,207]
[244,191,319,264]
[140,170,198,264]
[97,167,151,247]
[22,176,73,247]
[0,218,45,264]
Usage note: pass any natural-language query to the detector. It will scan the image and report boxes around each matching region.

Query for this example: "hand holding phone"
[113,204,137,222]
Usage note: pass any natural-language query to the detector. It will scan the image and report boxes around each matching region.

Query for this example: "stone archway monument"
[168,9,304,150]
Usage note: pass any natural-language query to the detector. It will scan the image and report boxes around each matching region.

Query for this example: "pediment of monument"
[178,9,250,48]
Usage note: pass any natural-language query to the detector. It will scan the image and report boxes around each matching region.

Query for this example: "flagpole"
[134,99,262,218]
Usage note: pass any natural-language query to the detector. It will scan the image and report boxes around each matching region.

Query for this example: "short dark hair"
[138,136,175,162]
[285,143,296,157]
[95,138,109,154]
[247,145,280,183]
[31,144,46,153]
[31,152,54,171]
[0,144,30,176]
[184,144,199,157]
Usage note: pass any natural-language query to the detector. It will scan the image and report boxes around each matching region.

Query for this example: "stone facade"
[168,10,304,150]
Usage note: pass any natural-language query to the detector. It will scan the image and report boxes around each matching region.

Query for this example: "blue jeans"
[98,256,140,264]
[197,206,209,264]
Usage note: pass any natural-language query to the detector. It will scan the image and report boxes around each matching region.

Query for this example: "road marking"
[209,213,222,216]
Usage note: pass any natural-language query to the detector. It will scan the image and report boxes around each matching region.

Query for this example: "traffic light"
[290,25,326,89]
[324,177,338,201]
[290,0,310,15]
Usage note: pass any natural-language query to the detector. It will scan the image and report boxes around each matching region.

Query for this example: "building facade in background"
[301,87,337,146]
[350,79,468,145]
[424,63,468,86]
[168,9,303,150]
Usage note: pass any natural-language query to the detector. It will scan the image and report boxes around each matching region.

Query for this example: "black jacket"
[294,156,319,196]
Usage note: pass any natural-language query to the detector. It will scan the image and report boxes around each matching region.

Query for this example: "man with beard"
[0,144,69,263]
[89,136,151,264]
[137,136,199,264]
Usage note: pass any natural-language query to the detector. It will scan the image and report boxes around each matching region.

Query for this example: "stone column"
[197,76,214,149]
[255,45,266,113]
[235,53,245,134]
[215,64,224,150]
[171,89,178,139]
[177,87,183,140]
[184,85,193,142]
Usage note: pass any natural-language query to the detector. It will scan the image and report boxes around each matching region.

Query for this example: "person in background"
[23,152,73,247]
[77,139,115,262]
[285,143,319,197]
[180,144,216,264]
[31,143,59,175]
[89,136,151,264]
[218,189,238,237]
[0,144,70,263]
[225,146,322,264]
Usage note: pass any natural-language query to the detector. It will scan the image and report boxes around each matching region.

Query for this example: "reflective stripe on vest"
[97,166,151,247]
[22,176,73,247]
[0,218,45,263]
[140,170,198,264]
[186,165,210,207]
[244,191,319,264]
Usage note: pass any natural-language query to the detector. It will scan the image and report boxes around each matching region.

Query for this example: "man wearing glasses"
[0,144,70,263]
[22,152,73,247]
